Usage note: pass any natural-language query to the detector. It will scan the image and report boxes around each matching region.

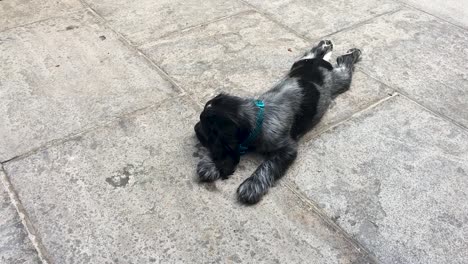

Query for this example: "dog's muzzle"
[194,122,207,146]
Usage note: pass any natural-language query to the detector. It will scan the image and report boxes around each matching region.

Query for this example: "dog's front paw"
[312,39,333,57]
[237,177,267,204]
[197,159,221,182]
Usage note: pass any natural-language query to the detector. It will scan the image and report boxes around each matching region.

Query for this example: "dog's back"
[288,58,335,139]
[257,58,334,147]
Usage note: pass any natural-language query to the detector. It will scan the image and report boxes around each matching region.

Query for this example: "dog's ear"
[200,93,248,157]
[200,103,238,139]
[204,93,249,127]
[199,110,232,160]
[204,93,234,113]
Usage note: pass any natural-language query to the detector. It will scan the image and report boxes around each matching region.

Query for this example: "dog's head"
[194,93,249,163]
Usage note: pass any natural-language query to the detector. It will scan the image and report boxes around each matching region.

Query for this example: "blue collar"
[239,100,264,155]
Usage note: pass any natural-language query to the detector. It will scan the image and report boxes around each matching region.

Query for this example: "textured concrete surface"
[0,0,83,31]
[303,71,394,139]
[0,171,40,264]
[83,0,249,46]
[244,0,400,39]
[142,11,393,124]
[290,96,468,264]
[3,98,371,263]
[1,0,468,263]
[141,11,310,103]
[0,11,176,161]
[329,9,468,128]
[400,0,468,28]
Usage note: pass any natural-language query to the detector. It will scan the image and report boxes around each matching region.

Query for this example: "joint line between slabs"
[0,165,52,264]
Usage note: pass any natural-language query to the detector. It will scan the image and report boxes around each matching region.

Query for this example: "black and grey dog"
[194,40,361,204]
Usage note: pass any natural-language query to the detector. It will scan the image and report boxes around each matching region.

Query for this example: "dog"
[194,40,361,204]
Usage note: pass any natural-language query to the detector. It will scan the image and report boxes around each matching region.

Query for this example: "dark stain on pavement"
[65,25,78,30]
[106,164,141,188]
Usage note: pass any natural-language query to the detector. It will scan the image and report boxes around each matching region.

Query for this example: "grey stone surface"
[142,11,392,128]
[0,11,177,161]
[2,0,468,263]
[289,96,468,264]
[142,11,310,103]
[0,0,83,31]
[243,0,400,39]
[0,172,40,264]
[400,0,468,28]
[329,9,468,128]
[83,0,249,46]
[303,71,393,141]
[3,97,371,263]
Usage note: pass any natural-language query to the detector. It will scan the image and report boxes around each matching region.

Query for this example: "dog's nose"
[194,122,208,145]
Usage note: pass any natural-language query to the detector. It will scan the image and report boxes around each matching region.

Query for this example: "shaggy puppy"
[194,40,361,204]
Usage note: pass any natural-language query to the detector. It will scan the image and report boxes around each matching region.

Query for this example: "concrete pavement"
[1,0,467,263]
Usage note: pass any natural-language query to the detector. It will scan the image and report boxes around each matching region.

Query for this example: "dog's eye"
[205,103,212,108]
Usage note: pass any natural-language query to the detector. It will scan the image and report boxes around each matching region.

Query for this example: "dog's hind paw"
[197,159,221,182]
[237,177,267,204]
[337,48,362,66]
[346,48,361,62]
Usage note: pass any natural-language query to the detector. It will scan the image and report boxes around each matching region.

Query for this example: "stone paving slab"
[2,0,468,263]
[329,9,468,128]
[0,0,83,31]
[303,71,394,141]
[141,11,309,103]
[0,171,40,264]
[0,11,177,161]
[400,0,468,28]
[289,95,468,264]
[83,0,249,46]
[3,97,372,263]
[243,0,400,39]
[142,11,393,129]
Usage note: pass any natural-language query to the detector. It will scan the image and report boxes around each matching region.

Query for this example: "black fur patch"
[288,58,333,84]
[195,94,251,178]
[289,59,332,139]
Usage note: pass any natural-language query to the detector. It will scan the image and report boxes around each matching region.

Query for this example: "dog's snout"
[195,122,208,145]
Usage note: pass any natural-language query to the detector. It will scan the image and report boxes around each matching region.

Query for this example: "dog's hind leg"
[330,48,361,97]
[302,40,333,61]
[237,141,298,204]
